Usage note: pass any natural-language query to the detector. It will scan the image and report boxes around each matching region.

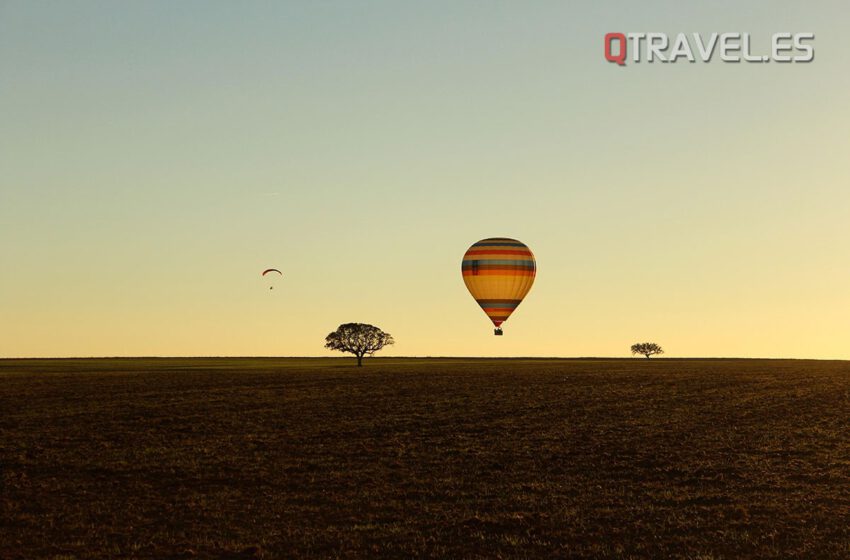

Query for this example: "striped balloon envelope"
[461,238,536,335]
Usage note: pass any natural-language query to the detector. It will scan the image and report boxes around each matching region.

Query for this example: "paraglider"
[262,268,282,290]
[461,238,536,335]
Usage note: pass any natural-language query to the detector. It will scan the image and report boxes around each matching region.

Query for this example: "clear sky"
[2,1,848,358]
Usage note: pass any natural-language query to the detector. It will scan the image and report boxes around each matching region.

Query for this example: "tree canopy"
[631,342,664,359]
[325,323,394,366]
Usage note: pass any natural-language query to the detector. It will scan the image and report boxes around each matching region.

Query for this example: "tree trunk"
[357,354,363,367]
[645,354,651,359]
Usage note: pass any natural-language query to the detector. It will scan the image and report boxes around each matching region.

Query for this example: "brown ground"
[1,358,849,559]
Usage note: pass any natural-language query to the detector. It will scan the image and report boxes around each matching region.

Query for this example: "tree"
[325,323,394,367]
[631,342,664,359]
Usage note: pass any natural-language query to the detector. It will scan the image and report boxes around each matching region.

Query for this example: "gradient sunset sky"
[2,1,848,358]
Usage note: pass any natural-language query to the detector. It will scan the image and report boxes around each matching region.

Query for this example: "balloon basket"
[494,328,503,336]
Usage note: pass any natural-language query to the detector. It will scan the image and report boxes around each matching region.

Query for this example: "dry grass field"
[1,357,849,559]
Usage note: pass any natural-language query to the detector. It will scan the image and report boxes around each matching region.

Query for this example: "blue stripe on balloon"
[475,301,519,308]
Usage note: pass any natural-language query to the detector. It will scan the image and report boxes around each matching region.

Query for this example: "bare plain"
[1,357,849,559]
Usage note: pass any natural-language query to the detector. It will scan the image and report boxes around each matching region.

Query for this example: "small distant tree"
[325,323,394,367]
[631,342,664,359]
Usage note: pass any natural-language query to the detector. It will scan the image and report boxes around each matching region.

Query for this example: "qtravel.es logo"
[604,32,815,65]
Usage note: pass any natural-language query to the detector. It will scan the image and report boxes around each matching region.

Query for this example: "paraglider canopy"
[262,268,282,290]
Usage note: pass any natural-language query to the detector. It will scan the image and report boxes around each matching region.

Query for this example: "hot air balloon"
[461,238,536,335]
[262,268,282,290]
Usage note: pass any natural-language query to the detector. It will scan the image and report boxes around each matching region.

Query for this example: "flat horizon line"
[1,356,847,362]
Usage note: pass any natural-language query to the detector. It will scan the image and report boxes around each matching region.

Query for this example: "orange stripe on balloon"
[464,249,534,257]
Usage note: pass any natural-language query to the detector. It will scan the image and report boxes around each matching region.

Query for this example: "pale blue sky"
[2,1,848,357]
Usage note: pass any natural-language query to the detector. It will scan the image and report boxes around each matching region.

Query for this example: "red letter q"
[605,32,627,66]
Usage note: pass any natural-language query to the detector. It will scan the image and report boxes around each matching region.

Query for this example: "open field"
[1,357,849,559]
